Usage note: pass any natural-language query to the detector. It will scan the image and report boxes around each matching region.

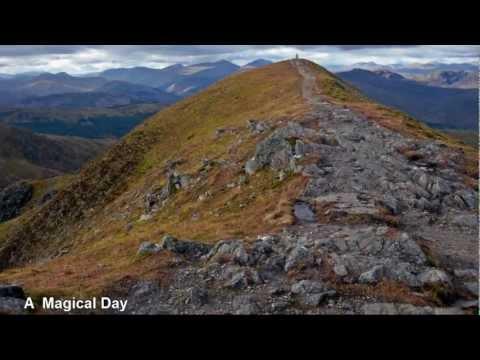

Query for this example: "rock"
[0,285,26,299]
[294,140,306,157]
[138,214,153,222]
[463,282,478,296]
[291,280,335,306]
[0,297,27,315]
[232,295,260,315]
[225,268,262,289]
[284,245,315,271]
[291,280,325,295]
[271,298,291,312]
[137,242,162,256]
[144,172,187,212]
[381,195,400,215]
[206,240,250,266]
[160,235,211,257]
[358,265,385,284]
[0,181,33,223]
[245,158,260,175]
[418,269,451,287]
[259,255,286,278]
[333,264,349,277]
[198,191,212,202]
[247,119,270,134]
[245,130,295,174]
[187,287,208,306]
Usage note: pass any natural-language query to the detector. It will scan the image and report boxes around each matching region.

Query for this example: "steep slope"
[0,60,306,293]
[0,60,477,314]
[337,69,478,129]
[0,123,113,189]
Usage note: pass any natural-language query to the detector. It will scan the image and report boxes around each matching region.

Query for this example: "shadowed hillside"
[0,123,113,189]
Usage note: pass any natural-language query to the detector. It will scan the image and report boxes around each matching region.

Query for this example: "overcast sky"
[0,45,478,75]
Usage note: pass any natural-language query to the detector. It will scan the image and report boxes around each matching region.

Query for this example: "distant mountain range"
[95,59,271,97]
[0,59,272,138]
[0,123,113,189]
[337,68,478,129]
[0,59,271,107]
[331,61,478,89]
[411,70,478,89]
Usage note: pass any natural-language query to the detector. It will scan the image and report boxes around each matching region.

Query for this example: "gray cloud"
[0,45,478,74]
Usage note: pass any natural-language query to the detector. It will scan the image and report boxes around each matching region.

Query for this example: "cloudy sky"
[0,45,478,74]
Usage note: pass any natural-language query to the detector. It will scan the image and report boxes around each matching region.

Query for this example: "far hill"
[240,59,273,71]
[0,103,165,139]
[19,81,179,109]
[337,68,478,129]
[0,123,113,189]
[98,64,185,88]
[0,72,108,101]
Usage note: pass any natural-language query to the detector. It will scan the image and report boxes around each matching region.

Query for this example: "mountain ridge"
[0,59,477,314]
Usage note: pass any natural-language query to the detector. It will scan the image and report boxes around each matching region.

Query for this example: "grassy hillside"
[0,61,308,296]
[0,60,476,298]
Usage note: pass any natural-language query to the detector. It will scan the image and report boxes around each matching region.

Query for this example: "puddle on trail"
[293,201,316,223]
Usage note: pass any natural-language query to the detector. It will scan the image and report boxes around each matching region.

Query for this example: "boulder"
[232,295,261,315]
[137,242,162,256]
[291,280,336,306]
[206,240,250,266]
[247,119,270,134]
[187,287,209,306]
[160,235,211,257]
[358,265,386,284]
[0,297,28,315]
[418,269,451,287]
[284,245,315,272]
[224,268,263,289]
[0,284,26,299]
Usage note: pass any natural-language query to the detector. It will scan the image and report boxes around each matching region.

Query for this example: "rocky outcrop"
[0,284,27,315]
[144,172,191,213]
[245,122,335,176]
[137,235,211,258]
[0,181,33,223]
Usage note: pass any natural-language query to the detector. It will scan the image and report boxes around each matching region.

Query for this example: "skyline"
[0,45,479,75]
